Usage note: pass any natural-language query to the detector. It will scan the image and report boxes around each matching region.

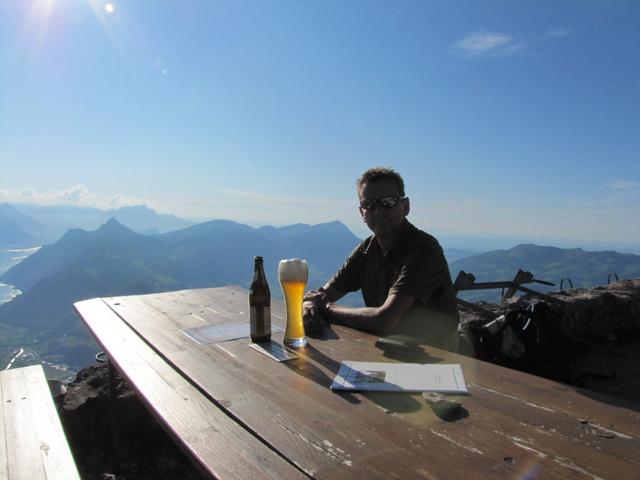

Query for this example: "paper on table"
[183,323,283,344]
[330,361,469,394]
[248,341,299,362]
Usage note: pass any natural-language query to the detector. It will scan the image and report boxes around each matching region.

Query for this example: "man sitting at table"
[303,167,460,352]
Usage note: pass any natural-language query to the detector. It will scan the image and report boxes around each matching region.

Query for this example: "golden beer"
[278,259,308,348]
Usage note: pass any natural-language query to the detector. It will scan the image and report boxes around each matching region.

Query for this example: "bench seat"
[1,364,80,480]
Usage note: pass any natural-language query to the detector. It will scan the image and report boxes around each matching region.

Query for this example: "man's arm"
[319,289,416,335]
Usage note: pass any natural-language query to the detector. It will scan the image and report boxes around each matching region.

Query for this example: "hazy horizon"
[1,1,638,245]
[4,199,640,255]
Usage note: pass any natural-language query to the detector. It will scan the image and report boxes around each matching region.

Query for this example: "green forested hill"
[450,244,640,301]
[0,218,360,367]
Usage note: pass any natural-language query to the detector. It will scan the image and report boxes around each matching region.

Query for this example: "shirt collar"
[363,220,414,257]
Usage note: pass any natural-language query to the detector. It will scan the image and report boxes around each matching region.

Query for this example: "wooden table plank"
[74,298,307,480]
[99,286,640,479]
[1,365,80,480]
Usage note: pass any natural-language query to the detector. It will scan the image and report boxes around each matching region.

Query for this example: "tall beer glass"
[278,258,308,348]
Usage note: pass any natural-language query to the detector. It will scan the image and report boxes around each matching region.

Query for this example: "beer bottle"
[249,256,271,343]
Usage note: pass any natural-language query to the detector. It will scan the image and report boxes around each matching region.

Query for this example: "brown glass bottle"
[249,256,271,343]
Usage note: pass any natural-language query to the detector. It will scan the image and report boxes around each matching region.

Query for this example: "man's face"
[358,178,409,236]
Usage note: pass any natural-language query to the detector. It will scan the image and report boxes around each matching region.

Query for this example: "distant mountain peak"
[257,220,351,234]
[100,204,193,234]
[117,204,149,210]
[110,204,152,214]
[102,217,123,227]
[96,217,136,236]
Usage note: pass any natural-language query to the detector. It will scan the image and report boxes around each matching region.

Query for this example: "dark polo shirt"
[327,220,459,351]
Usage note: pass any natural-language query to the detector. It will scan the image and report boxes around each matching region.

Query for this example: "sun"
[104,3,115,14]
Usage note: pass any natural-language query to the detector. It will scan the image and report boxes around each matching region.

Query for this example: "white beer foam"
[278,258,309,282]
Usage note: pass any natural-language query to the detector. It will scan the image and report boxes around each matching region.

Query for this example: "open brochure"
[330,361,469,394]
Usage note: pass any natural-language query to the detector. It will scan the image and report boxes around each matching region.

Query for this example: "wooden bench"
[0,364,80,480]
[74,298,306,479]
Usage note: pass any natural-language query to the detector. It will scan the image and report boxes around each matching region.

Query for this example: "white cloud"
[56,184,94,202]
[109,194,148,207]
[452,32,524,57]
[2,185,169,216]
[5,184,97,206]
[452,28,570,58]
[453,32,514,54]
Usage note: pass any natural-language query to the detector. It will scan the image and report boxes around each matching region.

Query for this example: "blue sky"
[1,1,638,245]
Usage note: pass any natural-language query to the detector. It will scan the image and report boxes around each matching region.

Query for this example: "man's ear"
[403,197,410,216]
[359,206,366,221]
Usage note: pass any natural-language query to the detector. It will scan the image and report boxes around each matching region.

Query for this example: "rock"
[550,279,640,342]
[58,362,204,480]
[459,279,640,339]
[458,279,640,405]
[422,392,467,421]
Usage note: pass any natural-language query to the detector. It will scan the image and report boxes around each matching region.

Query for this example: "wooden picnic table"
[75,286,640,479]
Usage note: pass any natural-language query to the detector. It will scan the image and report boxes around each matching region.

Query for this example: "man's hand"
[302,289,330,335]
[302,300,326,334]
[303,289,328,304]
[301,285,347,335]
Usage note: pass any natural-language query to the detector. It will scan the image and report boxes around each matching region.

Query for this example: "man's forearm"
[322,303,393,335]
[318,290,417,336]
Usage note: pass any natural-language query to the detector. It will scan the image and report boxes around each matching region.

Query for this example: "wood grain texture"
[90,286,640,479]
[1,365,80,480]
[74,297,306,480]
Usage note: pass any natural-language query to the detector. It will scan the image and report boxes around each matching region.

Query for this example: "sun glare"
[104,3,115,14]
[21,0,56,51]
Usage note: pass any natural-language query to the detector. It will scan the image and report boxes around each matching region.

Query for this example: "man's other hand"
[303,300,327,335]
[303,289,328,304]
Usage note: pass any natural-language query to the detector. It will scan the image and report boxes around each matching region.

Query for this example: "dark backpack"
[465,303,550,372]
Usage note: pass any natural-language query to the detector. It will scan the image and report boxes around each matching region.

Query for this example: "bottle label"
[250,306,271,337]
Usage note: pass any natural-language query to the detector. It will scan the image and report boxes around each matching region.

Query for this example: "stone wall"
[551,279,640,343]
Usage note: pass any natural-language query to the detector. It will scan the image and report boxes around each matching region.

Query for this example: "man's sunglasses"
[359,196,405,211]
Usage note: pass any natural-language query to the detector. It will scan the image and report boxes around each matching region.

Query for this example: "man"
[303,167,459,351]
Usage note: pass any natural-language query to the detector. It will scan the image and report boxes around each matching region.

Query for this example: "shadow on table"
[284,343,362,405]
[364,346,449,415]
[305,324,340,341]
[365,392,424,414]
[380,346,444,364]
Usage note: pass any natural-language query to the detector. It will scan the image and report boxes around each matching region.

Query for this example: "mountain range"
[0,218,361,367]
[0,202,193,247]
[2,206,640,370]
[0,203,47,248]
